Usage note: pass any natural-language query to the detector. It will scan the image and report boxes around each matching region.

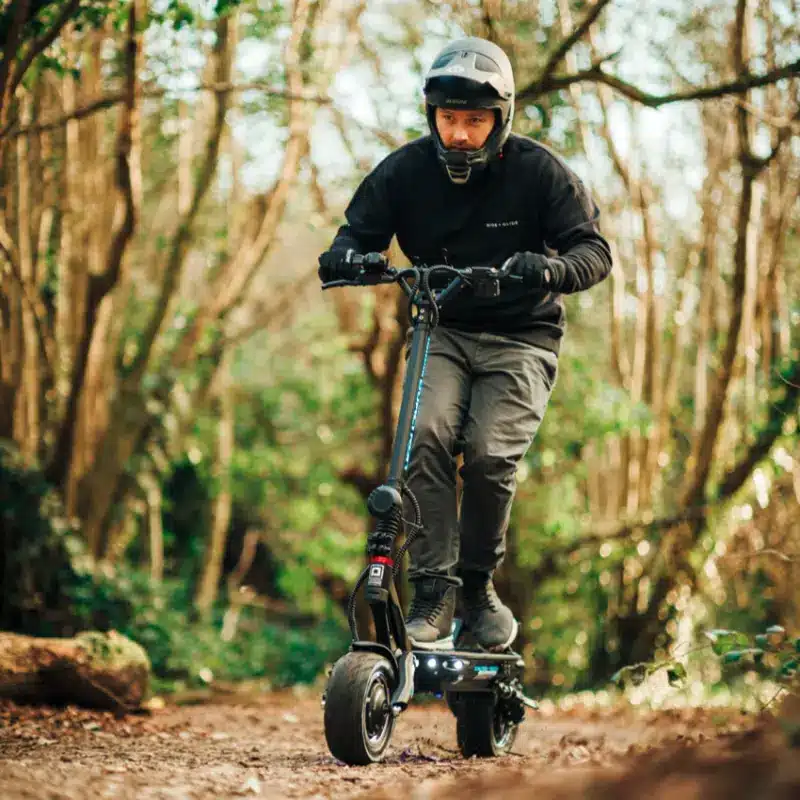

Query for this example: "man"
[318,37,612,652]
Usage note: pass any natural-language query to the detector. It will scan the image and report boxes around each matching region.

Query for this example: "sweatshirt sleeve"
[538,153,613,294]
[328,158,397,254]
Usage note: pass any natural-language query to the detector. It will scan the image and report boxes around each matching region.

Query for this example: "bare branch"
[538,0,614,84]
[716,358,800,501]
[8,0,81,100]
[2,81,331,140]
[331,105,405,154]
[720,548,799,564]
[755,104,800,167]
[0,221,53,373]
[518,56,800,108]
[0,0,31,129]
[219,265,318,349]
[127,16,234,381]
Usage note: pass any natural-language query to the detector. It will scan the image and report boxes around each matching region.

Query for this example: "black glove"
[507,252,563,290]
[318,248,361,283]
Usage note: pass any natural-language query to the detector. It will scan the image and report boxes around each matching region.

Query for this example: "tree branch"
[0,0,30,130]
[219,265,318,349]
[752,105,800,168]
[538,0,614,84]
[2,81,331,140]
[518,56,800,108]
[0,220,53,374]
[8,0,81,100]
[46,0,141,489]
[716,358,800,502]
[127,16,234,381]
[720,548,800,564]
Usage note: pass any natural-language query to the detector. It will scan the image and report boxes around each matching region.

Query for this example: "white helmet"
[423,37,515,184]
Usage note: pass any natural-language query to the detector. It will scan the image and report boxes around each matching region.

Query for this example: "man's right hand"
[318,248,361,283]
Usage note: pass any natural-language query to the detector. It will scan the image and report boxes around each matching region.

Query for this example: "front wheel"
[323,651,396,764]
[455,693,518,758]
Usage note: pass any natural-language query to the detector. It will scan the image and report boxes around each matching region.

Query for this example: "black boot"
[405,576,456,650]
[460,571,518,651]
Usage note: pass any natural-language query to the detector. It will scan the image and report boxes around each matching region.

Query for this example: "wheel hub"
[365,679,390,742]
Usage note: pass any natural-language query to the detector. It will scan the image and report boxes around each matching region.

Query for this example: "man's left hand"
[507,252,562,290]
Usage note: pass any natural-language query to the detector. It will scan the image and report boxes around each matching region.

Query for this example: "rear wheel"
[323,651,396,765]
[455,693,518,758]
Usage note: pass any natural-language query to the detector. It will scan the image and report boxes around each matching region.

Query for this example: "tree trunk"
[195,355,235,616]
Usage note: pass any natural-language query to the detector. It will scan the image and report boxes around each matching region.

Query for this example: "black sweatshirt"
[329,133,612,354]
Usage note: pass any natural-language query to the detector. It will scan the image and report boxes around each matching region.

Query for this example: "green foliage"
[75,630,151,671]
[11,0,250,93]
[609,624,800,699]
[0,441,85,635]
[200,313,379,605]
[0,433,349,691]
[67,561,348,690]
[610,657,688,690]
[704,629,752,656]
[666,662,687,686]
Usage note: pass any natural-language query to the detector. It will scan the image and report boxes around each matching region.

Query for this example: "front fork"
[355,304,434,709]
[363,302,432,642]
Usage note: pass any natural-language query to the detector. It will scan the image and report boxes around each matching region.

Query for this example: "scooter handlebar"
[321,255,521,290]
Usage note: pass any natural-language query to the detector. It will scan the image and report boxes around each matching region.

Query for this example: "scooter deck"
[412,647,525,696]
[412,648,523,662]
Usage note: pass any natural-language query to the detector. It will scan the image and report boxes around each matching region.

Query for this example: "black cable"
[347,565,370,640]
[406,266,422,324]
[395,483,422,578]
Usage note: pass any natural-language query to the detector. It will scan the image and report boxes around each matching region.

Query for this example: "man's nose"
[452,126,469,144]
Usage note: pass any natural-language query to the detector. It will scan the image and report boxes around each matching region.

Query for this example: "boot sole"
[464,618,519,652]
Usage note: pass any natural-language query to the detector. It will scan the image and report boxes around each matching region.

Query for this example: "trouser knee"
[459,451,518,495]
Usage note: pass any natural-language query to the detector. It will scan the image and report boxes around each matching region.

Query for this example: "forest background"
[0,0,798,703]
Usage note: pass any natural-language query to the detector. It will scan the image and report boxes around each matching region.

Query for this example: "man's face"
[434,107,495,150]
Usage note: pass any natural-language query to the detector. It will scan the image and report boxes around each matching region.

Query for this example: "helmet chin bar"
[435,129,496,185]
[445,162,471,184]
[426,102,507,186]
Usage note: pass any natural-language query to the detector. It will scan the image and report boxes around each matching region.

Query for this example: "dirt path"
[0,690,796,799]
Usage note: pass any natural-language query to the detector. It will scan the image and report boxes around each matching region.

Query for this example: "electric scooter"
[321,253,538,765]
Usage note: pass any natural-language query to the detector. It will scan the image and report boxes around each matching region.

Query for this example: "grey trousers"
[404,326,558,581]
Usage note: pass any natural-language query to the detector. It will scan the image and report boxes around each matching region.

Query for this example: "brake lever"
[321,267,398,290]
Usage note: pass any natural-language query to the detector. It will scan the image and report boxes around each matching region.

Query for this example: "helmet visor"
[424,72,509,110]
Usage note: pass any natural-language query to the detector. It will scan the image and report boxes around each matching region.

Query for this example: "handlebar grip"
[321,279,361,289]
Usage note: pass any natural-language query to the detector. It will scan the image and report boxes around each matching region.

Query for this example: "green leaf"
[609,663,648,689]
[780,659,798,678]
[705,629,750,656]
[755,634,769,649]
[723,650,743,664]
[766,625,788,647]
[719,648,764,666]
[666,662,687,686]
[795,638,800,654]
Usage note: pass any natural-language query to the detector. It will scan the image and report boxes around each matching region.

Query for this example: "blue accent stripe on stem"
[403,336,430,472]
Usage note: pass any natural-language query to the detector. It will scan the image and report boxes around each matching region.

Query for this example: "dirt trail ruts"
[0,690,796,799]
